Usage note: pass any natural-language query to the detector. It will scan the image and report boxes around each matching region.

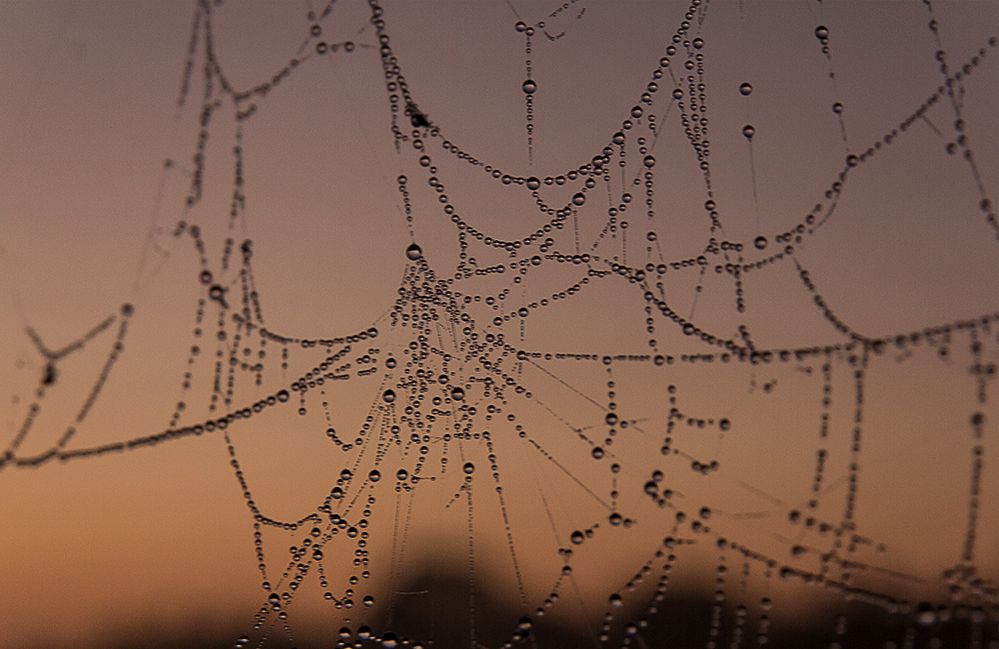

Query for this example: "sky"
[0,1,997,648]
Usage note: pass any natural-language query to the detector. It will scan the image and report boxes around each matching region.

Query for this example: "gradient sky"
[1,1,997,648]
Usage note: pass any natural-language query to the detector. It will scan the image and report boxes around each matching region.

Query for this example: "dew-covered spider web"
[1,1,998,648]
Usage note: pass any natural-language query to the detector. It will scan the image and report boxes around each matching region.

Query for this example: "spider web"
[1,1,997,648]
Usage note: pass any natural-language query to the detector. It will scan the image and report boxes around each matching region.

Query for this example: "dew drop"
[406,243,423,261]
[915,602,937,626]
[382,389,396,403]
[522,79,537,94]
[754,236,768,250]
[742,124,755,139]
[739,82,753,96]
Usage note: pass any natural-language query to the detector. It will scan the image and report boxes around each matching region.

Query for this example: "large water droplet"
[406,243,422,261]
[914,602,937,626]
